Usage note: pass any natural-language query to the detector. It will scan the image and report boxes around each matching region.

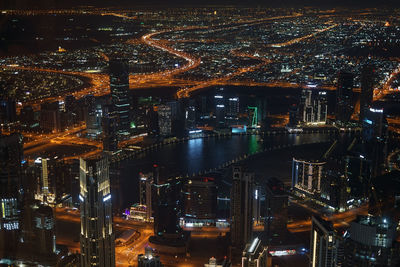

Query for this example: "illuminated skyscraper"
[231,165,254,251]
[227,97,239,117]
[292,158,326,196]
[310,216,340,267]
[359,65,375,123]
[79,155,115,267]
[242,237,270,267]
[41,158,50,196]
[139,172,154,221]
[300,89,327,125]
[336,71,354,124]
[0,133,23,256]
[109,59,131,139]
[214,93,225,128]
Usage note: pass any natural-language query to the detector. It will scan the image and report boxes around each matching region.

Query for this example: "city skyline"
[1,3,400,267]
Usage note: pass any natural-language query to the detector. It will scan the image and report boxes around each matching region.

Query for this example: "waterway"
[118,132,337,206]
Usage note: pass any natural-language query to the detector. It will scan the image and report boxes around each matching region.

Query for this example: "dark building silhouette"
[0,133,23,258]
[19,105,35,127]
[361,107,388,177]
[109,59,131,139]
[230,165,254,252]
[336,71,354,124]
[287,103,299,127]
[102,104,118,152]
[359,65,375,123]
[0,98,16,125]
[150,179,188,254]
[40,101,61,133]
[265,177,288,245]
[33,205,56,257]
[184,177,217,223]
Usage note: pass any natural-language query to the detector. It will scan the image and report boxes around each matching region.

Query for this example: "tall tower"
[230,165,254,251]
[0,133,23,256]
[79,155,115,267]
[336,71,354,124]
[359,65,374,123]
[109,59,131,139]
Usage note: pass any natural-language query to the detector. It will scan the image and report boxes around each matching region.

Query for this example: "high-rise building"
[362,108,386,143]
[152,182,182,239]
[139,172,154,221]
[184,177,217,224]
[231,165,254,251]
[185,99,197,129]
[310,216,340,267]
[320,170,349,212]
[265,177,288,244]
[150,180,188,254]
[79,155,115,267]
[40,101,61,133]
[138,247,163,267]
[287,104,299,127]
[292,158,326,196]
[214,93,226,128]
[362,107,388,177]
[167,100,185,138]
[157,105,172,136]
[336,71,354,124]
[0,98,16,125]
[343,215,399,266]
[300,89,327,125]
[344,153,371,200]
[41,158,50,197]
[227,97,240,117]
[253,186,261,225]
[102,104,118,152]
[0,133,23,256]
[33,205,56,257]
[109,59,131,139]
[19,105,35,127]
[359,65,375,123]
[65,95,76,113]
[86,103,103,138]
[241,237,270,267]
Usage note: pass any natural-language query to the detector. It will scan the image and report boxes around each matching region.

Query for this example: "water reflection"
[119,133,333,205]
